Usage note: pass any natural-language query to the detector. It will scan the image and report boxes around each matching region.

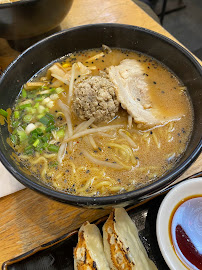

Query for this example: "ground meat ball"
[72,76,119,122]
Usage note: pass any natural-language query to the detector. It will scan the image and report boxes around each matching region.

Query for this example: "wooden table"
[0,0,201,266]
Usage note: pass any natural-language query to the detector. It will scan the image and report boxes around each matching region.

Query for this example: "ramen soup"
[8,47,193,196]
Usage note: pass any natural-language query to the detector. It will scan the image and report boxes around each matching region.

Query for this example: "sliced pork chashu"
[108,59,165,126]
[74,221,110,270]
[103,208,157,270]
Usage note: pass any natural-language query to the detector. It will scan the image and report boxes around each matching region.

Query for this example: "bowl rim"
[0,23,202,206]
[156,177,202,270]
[0,0,36,8]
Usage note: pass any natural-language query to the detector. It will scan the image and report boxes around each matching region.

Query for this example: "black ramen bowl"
[0,24,201,208]
[0,0,73,40]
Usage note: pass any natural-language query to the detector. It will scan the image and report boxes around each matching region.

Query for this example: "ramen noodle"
[6,47,193,196]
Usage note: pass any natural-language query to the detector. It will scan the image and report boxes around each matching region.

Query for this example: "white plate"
[156,177,202,270]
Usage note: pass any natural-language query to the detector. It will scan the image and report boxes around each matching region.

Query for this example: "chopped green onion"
[21,124,27,130]
[35,128,43,136]
[46,113,54,120]
[12,121,20,128]
[17,128,28,143]
[22,89,27,98]
[45,125,56,133]
[30,129,38,136]
[10,134,18,145]
[39,114,54,126]
[37,113,46,119]
[50,88,56,93]
[25,107,36,114]
[14,111,20,119]
[56,129,65,138]
[35,96,44,102]
[39,115,51,126]
[41,134,51,142]
[47,144,59,153]
[29,128,44,145]
[35,140,46,152]
[36,124,46,132]
[23,115,32,123]
[33,138,40,147]
[41,136,47,143]
[27,92,36,99]
[34,102,39,109]
[46,133,53,140]
[50,88,56,91]
[0,109,8,118]
[28,136,37,144]
[43,142,49,148]
[12,128,17,135]
[30,128,43,137]
[19,103,32,110]
[24,145,34,155]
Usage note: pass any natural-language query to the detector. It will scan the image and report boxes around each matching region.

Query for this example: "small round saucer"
[156,177,202,270]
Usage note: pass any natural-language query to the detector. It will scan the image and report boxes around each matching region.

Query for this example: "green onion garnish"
[16,128,28,143]
[23,115,32,123]
[22,89,27,98]
[10,134,18,145]
[39,114,54,126]
[0,109,8,118]
[24,145,34,155]
[45,125,56,133]
[47,144,59,153]
[14,111,20,119]
[33,138,40,147]
[19,103,32,110]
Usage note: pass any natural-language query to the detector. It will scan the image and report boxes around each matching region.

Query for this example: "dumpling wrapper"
[74,221,110,270]
[103,208,157,270]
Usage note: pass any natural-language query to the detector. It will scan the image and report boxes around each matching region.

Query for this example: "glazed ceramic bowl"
[0,0,73,40]
[0,24,201,207]
[156,177,202,270]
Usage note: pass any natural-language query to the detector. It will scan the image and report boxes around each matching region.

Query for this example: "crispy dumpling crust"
[74,221,110,270]
[103,211,135,270]
[74,226,95,269]
[103,208,158,270]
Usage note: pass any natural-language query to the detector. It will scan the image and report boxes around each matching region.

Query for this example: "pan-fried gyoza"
[74,221,110,270]
[8,46,193,196]
[103,208,157,270]
[74,208,158,270]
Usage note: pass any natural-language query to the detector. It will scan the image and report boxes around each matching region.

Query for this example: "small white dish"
[156,177,202,270]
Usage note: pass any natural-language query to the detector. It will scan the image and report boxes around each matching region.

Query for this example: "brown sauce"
[170,196,202,270]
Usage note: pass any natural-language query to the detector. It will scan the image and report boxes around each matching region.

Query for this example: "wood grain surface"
[0,0,201,266]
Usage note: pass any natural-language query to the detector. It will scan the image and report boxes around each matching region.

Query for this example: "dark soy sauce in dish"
[170,195,202,270]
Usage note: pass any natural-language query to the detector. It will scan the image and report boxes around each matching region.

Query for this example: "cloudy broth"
[9,48,193,196]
